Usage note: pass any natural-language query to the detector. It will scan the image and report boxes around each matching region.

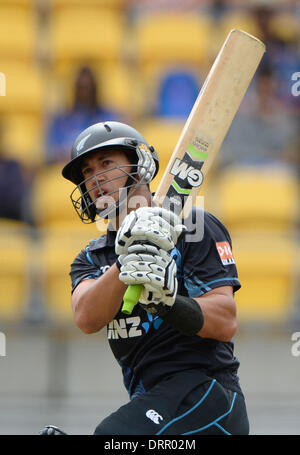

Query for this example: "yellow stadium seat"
[203,11,260,65]
[215,166,299,233]
[50,0,125,11]
[134,12,213,69]
[1,114,45,167]
[39,226,102,323]
[0,220,31,322]
[219,10,259,39]
[138,118,184,192]
[49,8,126,72]
[31,164,107,235]
[31,164,85,227]
[0,0,33,7]
[0,6,37,61]
[0,61,45,115]
[233,233,299,324]
[96,63,136,116]
[270,12,300,43]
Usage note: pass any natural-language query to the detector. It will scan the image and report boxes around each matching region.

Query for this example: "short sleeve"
[182,210,241,298]
[70,246,103,293]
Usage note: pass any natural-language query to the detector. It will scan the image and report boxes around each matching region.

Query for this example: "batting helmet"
[62,121,159,222]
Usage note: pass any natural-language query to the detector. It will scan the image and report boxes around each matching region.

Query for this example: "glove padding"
[118,243,178,313]
[136,144,157,184]
[115,207,186,255]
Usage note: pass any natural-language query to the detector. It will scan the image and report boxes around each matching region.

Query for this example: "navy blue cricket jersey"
[70,208,242,399]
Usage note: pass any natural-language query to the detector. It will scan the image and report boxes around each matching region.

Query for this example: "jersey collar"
[88,226,117,251]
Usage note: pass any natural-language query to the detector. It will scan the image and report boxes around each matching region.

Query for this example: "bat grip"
[121,284,143,314]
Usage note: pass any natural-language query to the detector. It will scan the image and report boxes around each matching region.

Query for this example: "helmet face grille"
[69,164,149,223]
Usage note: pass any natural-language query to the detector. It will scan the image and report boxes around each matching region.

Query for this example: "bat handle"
[121,284,143,314]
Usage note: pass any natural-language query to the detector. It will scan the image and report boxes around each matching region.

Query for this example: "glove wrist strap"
[115,257,122,270]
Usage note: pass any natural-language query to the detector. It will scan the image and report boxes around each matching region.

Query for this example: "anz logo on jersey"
[107,313,163,340]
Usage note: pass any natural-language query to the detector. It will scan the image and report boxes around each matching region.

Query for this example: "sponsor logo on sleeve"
[216,241,235,265]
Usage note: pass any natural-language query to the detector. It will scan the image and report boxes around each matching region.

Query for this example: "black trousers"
[94,370,249,435]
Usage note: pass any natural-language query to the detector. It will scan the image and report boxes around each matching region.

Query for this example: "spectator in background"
[250,4,300,113]
[206,0,230,21]
[0,135,27,221]
[284,127,300,178]
[46,66,121,164]
[219,64,299,170]
[128,0,204,20]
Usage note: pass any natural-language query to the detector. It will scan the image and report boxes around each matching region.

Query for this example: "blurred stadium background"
[0,0,299,435]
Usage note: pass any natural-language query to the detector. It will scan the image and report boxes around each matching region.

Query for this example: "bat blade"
[153,29,265,215]
[121,29,265,315]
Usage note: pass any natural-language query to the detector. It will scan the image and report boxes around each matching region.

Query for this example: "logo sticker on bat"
[171,158,203,187]
[171,136,210,188]
[162,135,211,213]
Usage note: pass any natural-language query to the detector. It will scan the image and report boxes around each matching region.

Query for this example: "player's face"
[81,149,132,210]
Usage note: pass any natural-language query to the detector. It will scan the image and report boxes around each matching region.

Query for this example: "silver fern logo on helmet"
[76,133,92,153]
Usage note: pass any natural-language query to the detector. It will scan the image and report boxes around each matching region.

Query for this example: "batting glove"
[118,243,178,314]
[115,206,186,255]
[136,144,157,184]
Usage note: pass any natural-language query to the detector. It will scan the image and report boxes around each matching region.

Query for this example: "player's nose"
[93,168,107,184]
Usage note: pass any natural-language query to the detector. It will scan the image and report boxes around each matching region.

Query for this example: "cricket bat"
[121,29,265,315]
